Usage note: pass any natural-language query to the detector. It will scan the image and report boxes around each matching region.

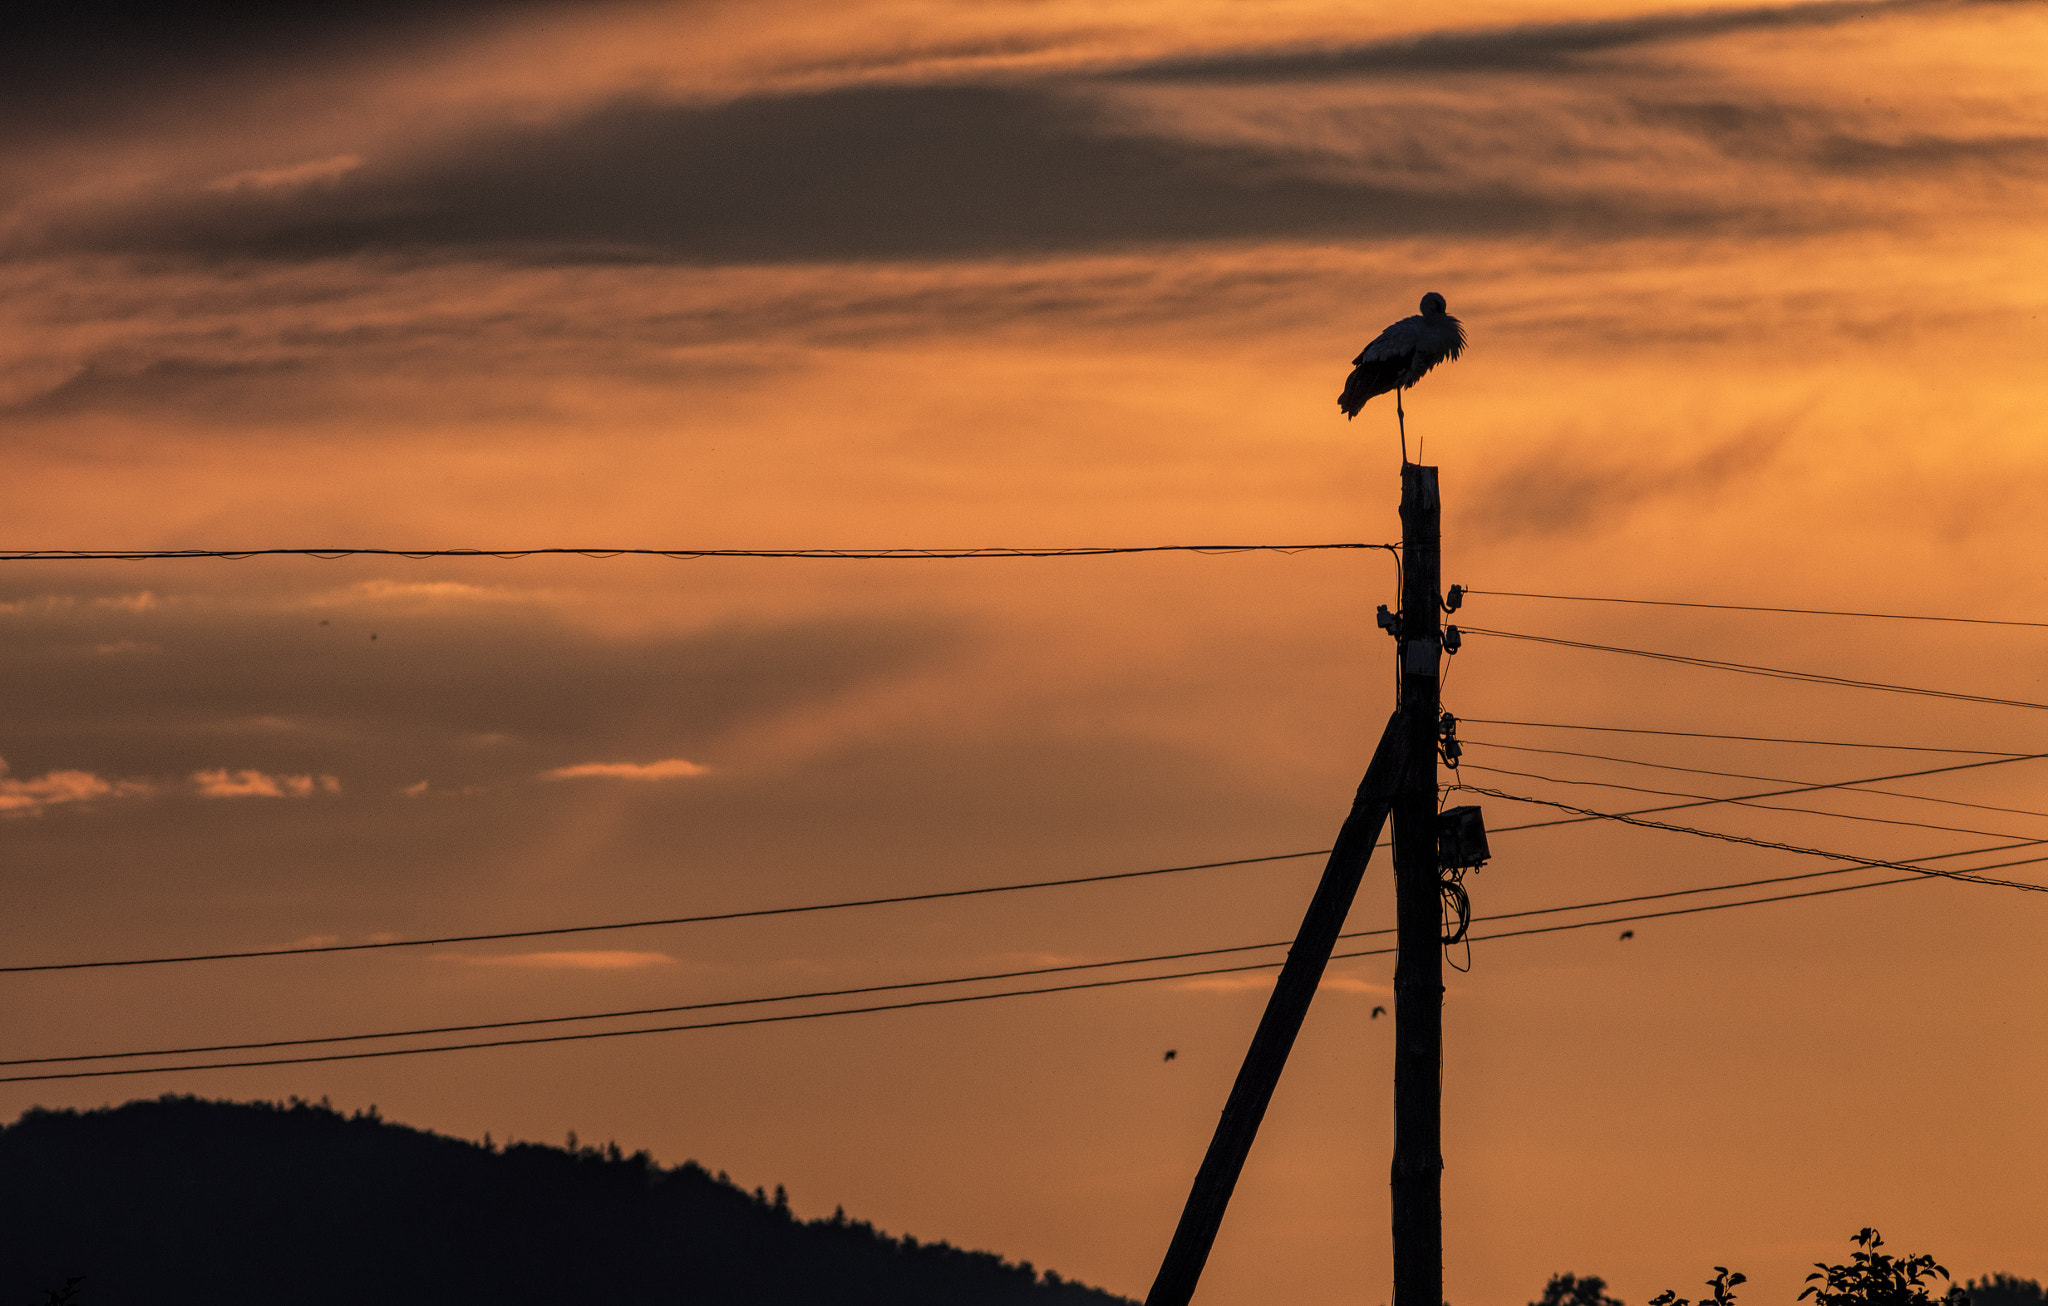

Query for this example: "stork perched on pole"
[1339,292,1467,464]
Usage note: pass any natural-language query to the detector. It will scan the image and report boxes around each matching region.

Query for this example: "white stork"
[1339,291,1467,463]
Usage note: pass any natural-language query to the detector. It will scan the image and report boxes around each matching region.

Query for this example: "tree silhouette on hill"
[1962,1277,2046,1306]
[1536,1273,1628,1306]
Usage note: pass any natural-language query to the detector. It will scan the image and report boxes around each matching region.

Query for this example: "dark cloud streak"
[1104,0,1969,81]
[1633,100,2048,175]
[0,0,578,134]
[74,85,1734,264]
[1459,427,1788,543]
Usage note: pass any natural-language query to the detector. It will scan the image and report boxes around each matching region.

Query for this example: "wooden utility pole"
[1141,464,1448,1306]
[1143,709,1408,1306]
[1391,462,1443,1306]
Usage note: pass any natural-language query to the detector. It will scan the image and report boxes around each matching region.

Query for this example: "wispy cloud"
[207,154,365,195]
[1461,426,1790,543]
[440,950,677,970]
[543,759,710,781]
[191,768,342,798]
[1170,972,1387,995]
[1105,0,1961,82]
[0,761,151,816]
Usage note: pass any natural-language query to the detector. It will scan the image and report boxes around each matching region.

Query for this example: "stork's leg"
[1397,388,1408,464]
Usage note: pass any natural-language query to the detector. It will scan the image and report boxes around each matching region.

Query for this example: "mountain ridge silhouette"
[0,1094,1135,1306]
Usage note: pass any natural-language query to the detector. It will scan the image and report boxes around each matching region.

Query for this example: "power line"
[17,848,2047,1085]
[1457,762,2045,843]
[15,842,2044,1074]
[1483,751,2048,836]
[1465,738,2048,823]
[1471,841,2043,918]
[1458,718,2027,757]
[20,752,2041,976]
[0,544,1395,563]
[0,958,1317,1082]
[1458,785,2048,892]
[0,940,1311,1067]
[0,849,1333,975]
[1460,627,2048,712]
[1465,589,2048,630]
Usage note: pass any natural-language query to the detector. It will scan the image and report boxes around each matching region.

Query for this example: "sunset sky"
[4,0,2047,1302]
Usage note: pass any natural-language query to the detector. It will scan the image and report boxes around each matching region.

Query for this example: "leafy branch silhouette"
[1800,1228,1961,1306]
[1651,1265,1747,1306]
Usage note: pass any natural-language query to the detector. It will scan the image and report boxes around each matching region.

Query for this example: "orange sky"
[3,1,2047,1303]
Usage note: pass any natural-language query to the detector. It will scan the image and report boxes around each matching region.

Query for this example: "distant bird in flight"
[1619,930,1634,941]
[1370,1006,1386,1019]
[1163,1049,1177,1062]
[1339,292,1467,464]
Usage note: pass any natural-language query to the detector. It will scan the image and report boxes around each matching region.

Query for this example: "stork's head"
[1420,292,1447,315]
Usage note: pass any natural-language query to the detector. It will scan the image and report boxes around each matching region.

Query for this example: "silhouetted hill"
[0,1095,1135,1306]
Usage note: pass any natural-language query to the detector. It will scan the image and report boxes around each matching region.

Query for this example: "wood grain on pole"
[1392,462,1443,1306]
[1142,709,1409,1306]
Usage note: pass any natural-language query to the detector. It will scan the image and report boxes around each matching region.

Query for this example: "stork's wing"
[1355,314,1425,365]
[1341,315,1422,416]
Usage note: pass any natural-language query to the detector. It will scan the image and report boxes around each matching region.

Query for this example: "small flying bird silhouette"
[1163,1049,1177,1062]
[1619,930,1634,941]
[1370,1005,1386,1019]
[1339,292,1467,464]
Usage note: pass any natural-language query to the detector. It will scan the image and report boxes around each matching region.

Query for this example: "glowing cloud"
[191,769,342,798]
[0,761,147,816]
[206,154,364,194]
[440,951,677,970]
[1171,973,1388,995]
[542,759,710,781]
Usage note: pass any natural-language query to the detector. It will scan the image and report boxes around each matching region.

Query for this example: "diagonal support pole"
[1142,710,1409,1306]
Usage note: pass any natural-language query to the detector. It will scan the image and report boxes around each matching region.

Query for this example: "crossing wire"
[1458,785,2048,892]
[1460,627,2048,712]
[1464,738,2048,823]
[1484,750,2048,835]
[1456,719,2028,757]
[0,544,1394,562]
[1456,762,2045,843]
[12,840,2041,1071]
[1465,589,2048,630]
[14,846,2048,1084]
[11,754,2039,976]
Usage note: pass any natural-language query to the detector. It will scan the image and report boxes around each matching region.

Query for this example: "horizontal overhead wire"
[1457,718,2028,757]
[14,841,2039,1071]
[0,544,1395,563]
[1466,589,2048,630]
[17,755,2041,976]
[1461,626,2048,712]
[0,848,1332,975]
[14,847,2048,1084]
